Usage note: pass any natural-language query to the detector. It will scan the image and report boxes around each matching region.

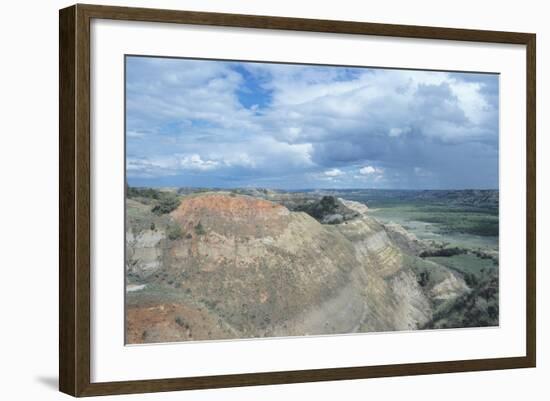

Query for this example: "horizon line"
[127,185,499,191]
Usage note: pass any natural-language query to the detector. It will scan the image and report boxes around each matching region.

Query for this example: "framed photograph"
[59,4,536,397]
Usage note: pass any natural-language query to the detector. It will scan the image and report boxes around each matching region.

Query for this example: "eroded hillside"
[125,191,484,344]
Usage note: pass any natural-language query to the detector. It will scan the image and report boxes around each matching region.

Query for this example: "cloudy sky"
[126,56,499,189]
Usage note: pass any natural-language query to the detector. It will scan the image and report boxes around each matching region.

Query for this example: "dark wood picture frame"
[59,3,536,397]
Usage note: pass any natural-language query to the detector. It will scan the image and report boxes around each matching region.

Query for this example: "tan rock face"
[333,216,433,331]
[171,193,290,238]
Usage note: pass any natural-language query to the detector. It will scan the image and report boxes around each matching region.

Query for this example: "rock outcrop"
[126,192,468,343]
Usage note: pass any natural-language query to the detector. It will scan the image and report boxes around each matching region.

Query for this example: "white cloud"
[180,154,219,171]
[126,153,220,178]
[359,166,375,175]
[359,166,383,175]
[126,157,175,178]
[324,168,344,177]
[449,81,491,125]
[287,127,302,141]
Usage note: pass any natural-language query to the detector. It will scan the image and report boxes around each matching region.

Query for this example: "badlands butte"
[125,187,499,344]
